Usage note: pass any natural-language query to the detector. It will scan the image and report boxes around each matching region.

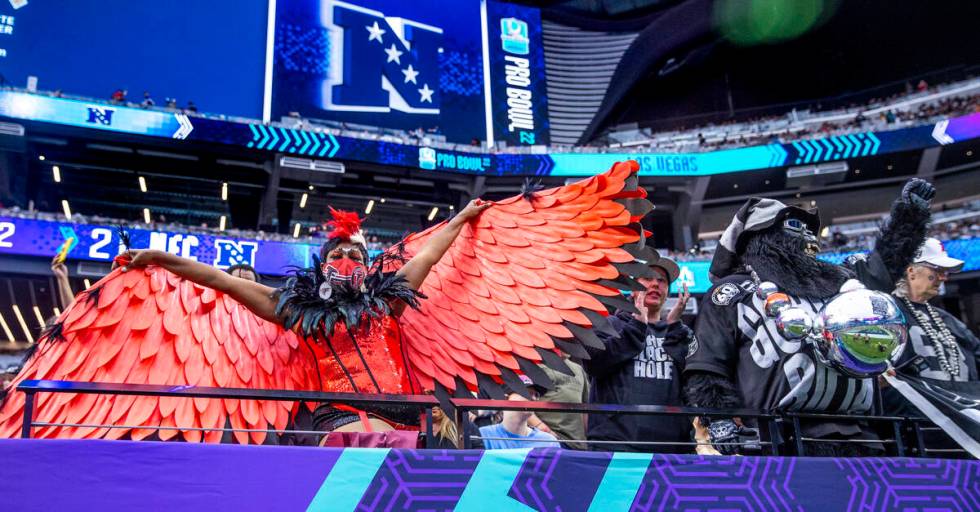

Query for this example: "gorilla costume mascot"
[683,178,935,456]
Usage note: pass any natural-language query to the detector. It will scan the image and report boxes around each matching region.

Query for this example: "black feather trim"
[535,347,574,376]
[521,178,545,201]
[580,308,616,338]
[476,373,508,400]
[116,225,132,252]
[40,320,66,344]
[553,336,590,360]
[85,285,103,305]
[516,356,555,391]
[274,252,424,339]
[453,376,472,398]
[20,343,39,365]
[617,197,654,218]
[590,292,638,314]
[498,367,532,399]
[433,380,455,415]
[563,321,605,350]
[595,276,645,292]
[613,261,655,279]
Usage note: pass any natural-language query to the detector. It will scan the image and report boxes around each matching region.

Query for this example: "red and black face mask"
[322,256,367,290]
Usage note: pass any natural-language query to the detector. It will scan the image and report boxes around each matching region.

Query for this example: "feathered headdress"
[323,207,367,249]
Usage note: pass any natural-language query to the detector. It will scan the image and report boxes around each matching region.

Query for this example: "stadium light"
[143,208,151,224]
[449,205,455,211]
[0,311,15,342]
[11,305,33,343]
[219,215,226,231]
[292,223,301,238]
[52,165,61,183]
[83,278,91,289]
[300,193,308,209]
[61,199,72,220]
[138,175,147,193]
[380,198,386,203]
[32,305,44,328]
[427,207,439,221]
[38,155,45,161]
[820,227,830,238]
[365,199,375,214]
[221,182,228,201]
[308,185,314,191]
[53,306,60,317]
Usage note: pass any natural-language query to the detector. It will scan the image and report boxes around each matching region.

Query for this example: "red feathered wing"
[387,160,656,398]
[0,267,325,444]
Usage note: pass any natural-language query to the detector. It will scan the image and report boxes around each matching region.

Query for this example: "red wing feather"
[389,160,655,396]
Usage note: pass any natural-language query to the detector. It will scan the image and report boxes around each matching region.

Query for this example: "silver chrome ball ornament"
[756,280,908,378]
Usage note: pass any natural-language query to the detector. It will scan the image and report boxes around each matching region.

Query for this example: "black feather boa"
[683,371,743,427]
[742,229,853,300]
[274,253,424,339]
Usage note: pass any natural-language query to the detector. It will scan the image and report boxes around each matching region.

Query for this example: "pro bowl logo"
[418,147,436,170]
[500,18,529,55]
[322,0,442,115]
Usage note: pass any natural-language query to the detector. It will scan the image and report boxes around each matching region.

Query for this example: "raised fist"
[901,178,935,209]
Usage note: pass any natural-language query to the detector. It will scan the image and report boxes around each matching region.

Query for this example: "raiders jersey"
[685,274,877,438]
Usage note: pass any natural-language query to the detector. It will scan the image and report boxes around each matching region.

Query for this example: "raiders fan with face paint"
[683,178,935,457]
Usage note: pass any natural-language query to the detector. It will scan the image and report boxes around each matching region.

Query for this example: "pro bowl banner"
[1,440,977,511]
[485,1,550,147]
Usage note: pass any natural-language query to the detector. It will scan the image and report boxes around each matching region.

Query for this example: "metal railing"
[14,379,957,457]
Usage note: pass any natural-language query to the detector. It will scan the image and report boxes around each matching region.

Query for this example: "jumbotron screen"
[271,0,549,146]
[0,0,549,147]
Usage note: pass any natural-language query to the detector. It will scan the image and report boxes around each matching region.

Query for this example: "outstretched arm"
[397,198,491,291]
[873,178,934,283]
[50,257,75,310]
[121,250,280,323]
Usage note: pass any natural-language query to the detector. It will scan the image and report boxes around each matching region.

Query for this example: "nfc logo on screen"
[322,1,443,115]
[86,107,114,126]
[500,18,529,55]
[213,240,258,269]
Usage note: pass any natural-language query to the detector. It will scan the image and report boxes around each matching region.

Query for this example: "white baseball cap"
[914,238,964,272]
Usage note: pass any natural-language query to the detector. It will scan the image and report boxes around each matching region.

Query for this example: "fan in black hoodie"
[584,256,696,453]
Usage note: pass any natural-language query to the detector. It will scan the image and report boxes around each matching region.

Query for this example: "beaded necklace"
[900,297,961,378]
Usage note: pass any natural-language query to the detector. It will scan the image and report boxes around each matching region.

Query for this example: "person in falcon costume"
[683,178,934,456]
[0,161,657,444]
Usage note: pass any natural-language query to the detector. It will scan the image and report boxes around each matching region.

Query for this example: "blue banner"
[0,216,318,276]
[2,89,979,176]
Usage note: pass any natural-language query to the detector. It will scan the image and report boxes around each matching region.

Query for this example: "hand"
[118,249,162,271]
[901,178,935,209]
[693,419,723,456]
[453,198,492,223]
[632,291,649,324]
[50,257,69,280]
[666,283,690,324]
[705,418,762,456]
[531,420,554,435]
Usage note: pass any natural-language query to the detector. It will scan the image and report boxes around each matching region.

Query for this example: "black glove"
[901,178,935,209]
[707,419,762,455]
